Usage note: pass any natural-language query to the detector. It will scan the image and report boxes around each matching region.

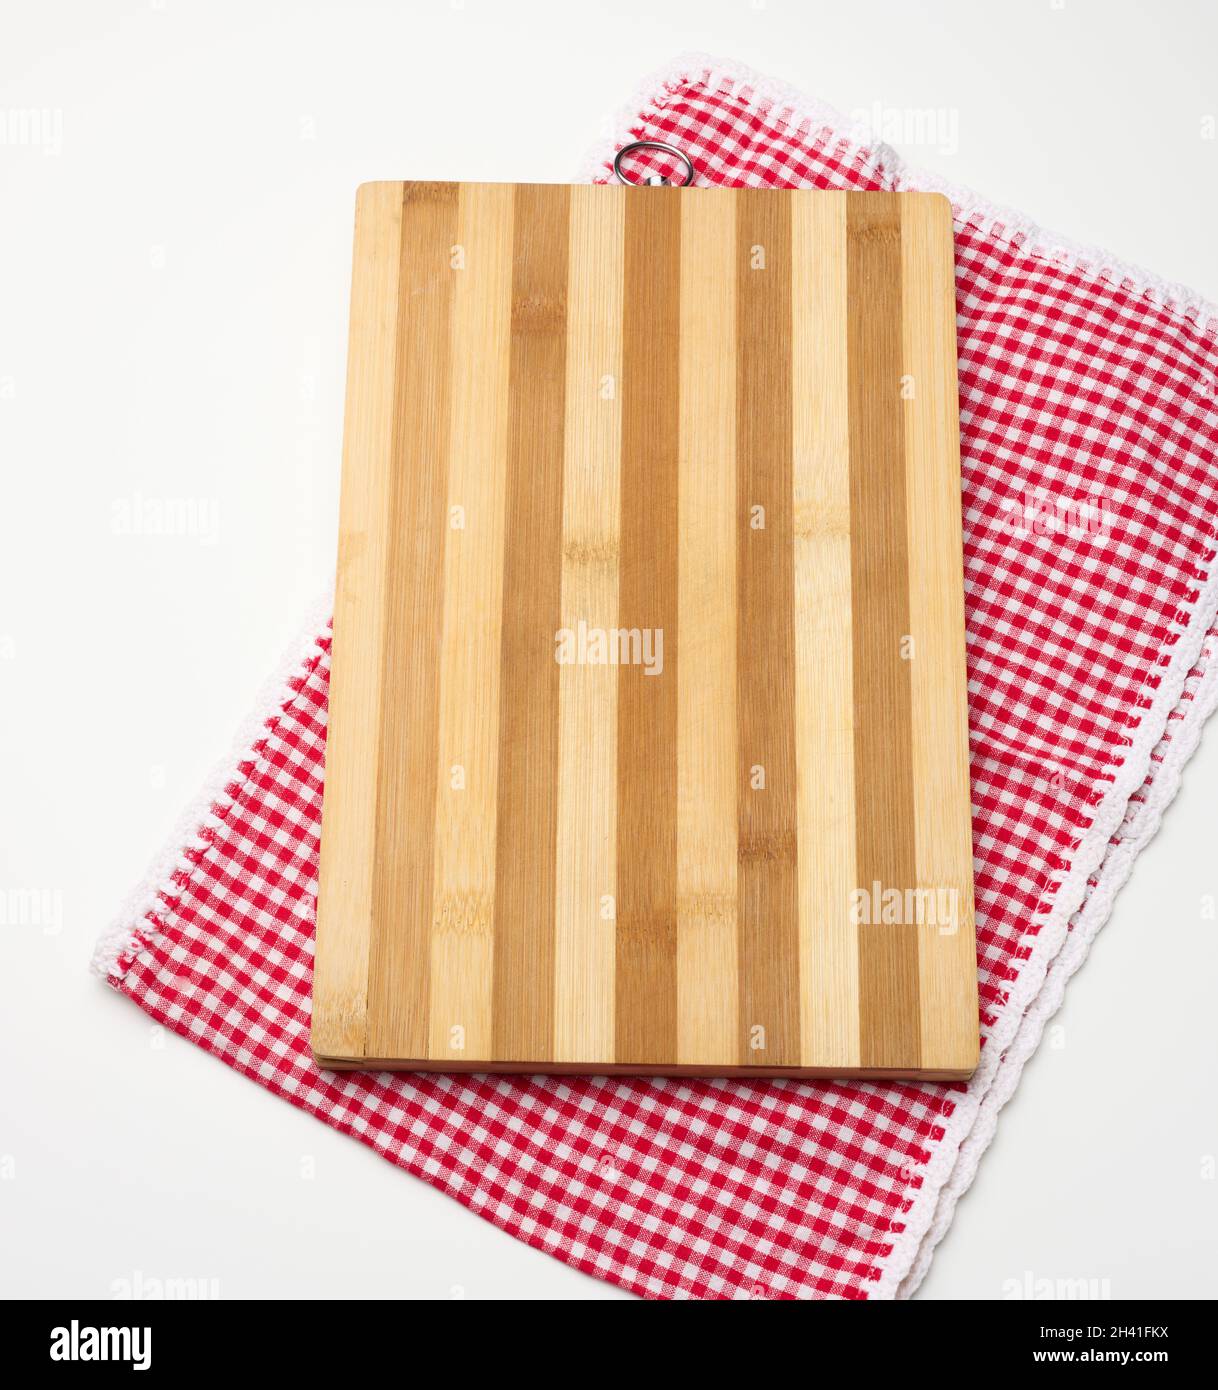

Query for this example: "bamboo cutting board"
[313,180,978,1080]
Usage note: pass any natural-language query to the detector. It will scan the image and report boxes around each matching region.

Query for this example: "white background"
[2,0,1217,1300]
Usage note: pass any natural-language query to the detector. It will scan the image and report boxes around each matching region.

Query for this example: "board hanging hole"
[612,140,695,188]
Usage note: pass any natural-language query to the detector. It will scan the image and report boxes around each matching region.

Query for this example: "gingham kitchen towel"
[93,55,1218,1299]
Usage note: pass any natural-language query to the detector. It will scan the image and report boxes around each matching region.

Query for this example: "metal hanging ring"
[612,139,696,187]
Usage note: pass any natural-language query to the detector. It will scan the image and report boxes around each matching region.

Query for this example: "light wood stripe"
[791,191,860,1069]
[491,184,570,1062]
[676,191,738,1067]
[848,192,921,1070]
[366,182,459,1059]
[615,188,681,1065]
[736,189,800,1068]
[553,185,624,1064]
[313,182,403,1061]
[427,183,515,1062]
[901,194,979,1074]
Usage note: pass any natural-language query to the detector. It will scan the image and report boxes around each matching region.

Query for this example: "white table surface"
[2,0,1216,1300]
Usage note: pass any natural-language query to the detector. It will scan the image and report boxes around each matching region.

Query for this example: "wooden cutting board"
[312,180,978,1080]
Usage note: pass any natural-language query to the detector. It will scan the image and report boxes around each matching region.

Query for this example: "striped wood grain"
[676,189,737,1066]
[314,181,978,1079]
[554,185,623,1064]
[792,191,858,1069]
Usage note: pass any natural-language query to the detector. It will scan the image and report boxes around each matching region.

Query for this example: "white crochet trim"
[580,52,1218,1301]
[577,52,1218,336]
[89,590,334,981]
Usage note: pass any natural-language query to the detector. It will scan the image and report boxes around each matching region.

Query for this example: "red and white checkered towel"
[93,56,1218,1299]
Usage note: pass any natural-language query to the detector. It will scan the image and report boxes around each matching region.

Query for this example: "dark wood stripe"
[367,182,458,1058]
[491,184,570,1062]
[615,188,681,1064]
[735,189,801,1068]
[847,193,921,1068]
